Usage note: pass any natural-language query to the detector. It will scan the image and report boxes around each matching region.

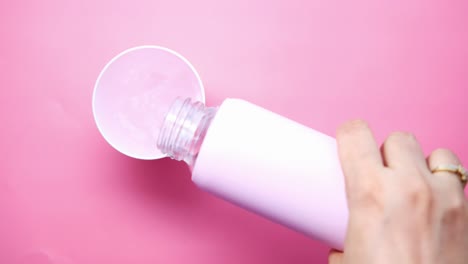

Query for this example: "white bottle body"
[191,98,348,249]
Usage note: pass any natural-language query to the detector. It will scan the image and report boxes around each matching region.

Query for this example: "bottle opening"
[157,97,217,167]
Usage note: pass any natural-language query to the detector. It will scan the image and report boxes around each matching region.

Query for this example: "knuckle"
[442,197,466,225]
[446,195,466,214]
[353,181,382,209]
[403,180,434,210]
[354,193,381,212]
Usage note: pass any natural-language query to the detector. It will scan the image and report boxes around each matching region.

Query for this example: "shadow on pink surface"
[113,155,329,263]
[1,139,327,264]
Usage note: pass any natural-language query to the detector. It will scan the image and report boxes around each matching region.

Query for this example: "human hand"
[329,120,468,264]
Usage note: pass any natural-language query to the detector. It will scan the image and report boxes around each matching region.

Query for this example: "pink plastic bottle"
[93,46,349,250]
[156,97,348,250]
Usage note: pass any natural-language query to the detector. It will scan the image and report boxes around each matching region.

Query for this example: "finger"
[328,249,344,264]
[427,148,466,193]
[336,120,383,196]
[381,132,428,172]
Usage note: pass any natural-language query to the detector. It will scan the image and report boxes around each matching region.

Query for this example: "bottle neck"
[157,97,217,168]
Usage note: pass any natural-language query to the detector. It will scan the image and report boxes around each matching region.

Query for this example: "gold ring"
[431,164,467,188]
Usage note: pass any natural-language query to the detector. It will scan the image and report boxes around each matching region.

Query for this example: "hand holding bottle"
[329,120,468,264]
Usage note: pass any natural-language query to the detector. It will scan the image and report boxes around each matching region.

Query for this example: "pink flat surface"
[1,0,467,263]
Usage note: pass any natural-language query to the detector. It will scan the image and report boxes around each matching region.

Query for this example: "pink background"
[1,0,467,263]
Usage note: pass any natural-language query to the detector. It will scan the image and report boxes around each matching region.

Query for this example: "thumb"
[328,249,344,264]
